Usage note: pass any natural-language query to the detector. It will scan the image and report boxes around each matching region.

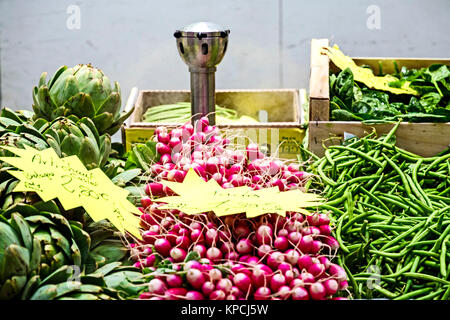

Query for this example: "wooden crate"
[308,38,450,157]
[122,89,307,159]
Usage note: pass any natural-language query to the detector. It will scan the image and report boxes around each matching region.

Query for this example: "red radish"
[278,263,292,274]
[186,269,205,290]
[290,278,303,288]
[247,256,259,265]
[211,172,223,183]
[257,244,272,257]
[270,273,286,292]
[140,197,152,209]
[142,230,159,244]
[226,294,237,300]
[165,288,188,300]
[309,282,326,300]
[205,229,219,246]
[148,278,166,295]
[332,297,349,300]
[254,287,271,300]
[145,254,157,267]
[145,182,165,196]
[225,252,239,261]
[285,249,300,265]
[185,291,204,300]
[234,273,252,293]
[208,269,222,282]
[156,142,171,155]
[200,264,213,273]
[256,225,273,245]
[269,178,285,191]
[318,256,331,268]
[216,278,233,293]
[323,279,339,296]
[154,238,171,256]
[301,272,316,284]
[308,262,325,277]
[175,236,190,250]
[170,247,187,262]
[277,229,289,238]
[234,223,251,239]
[236,239,252,255]
[288,231,302,246]
[302,226,321,237]
[183,260,202,271]
[246,143,259,161]
[206,247,223,262]
[230,286,242,298]
[190,229,205,243]
[267,251,285,270]
[167,169,185,182]
[155,126,168,135]
[298,255,313,270]
[310,240,322,254]
[272,236,288,252]
[222,182,234,189]
[319,225,332,236]
[339,280,349,290]
[157,132,170,144]
[220,242,234,254]
[252,266,272,288]
[166,274,183,288]
[329,264,347,282]
[286,220,302,233]
[277,285,291,300]
[299,235,314,253]
[324,236,340,251]
[292,287,309,300]
[202,281,215,296]
[193,244,206,258]
[268,160,283,176]
[209,290,226,300]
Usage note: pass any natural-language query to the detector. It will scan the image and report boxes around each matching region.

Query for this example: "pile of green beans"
[305,122,450,300]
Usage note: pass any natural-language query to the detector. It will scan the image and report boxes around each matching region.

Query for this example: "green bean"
[371,284,398,299]
[336,213,350,253]
[416,288,447,300]
[380,221,426,251]
[382,154,412,195]
[411,250,440,259]
[424,153,450,175]
[328,145,384,167]
[441,234,450,278]
[318,158,337,187]
[394,287,434,300]
[402,272,450,285]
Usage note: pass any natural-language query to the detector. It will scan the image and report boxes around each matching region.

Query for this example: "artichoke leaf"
[60,133,82,157]
[63,92,95,119]
[97,92,121,119]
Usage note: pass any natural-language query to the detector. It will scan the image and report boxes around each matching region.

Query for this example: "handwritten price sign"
[0,145,141,239]
[155,169,323,218]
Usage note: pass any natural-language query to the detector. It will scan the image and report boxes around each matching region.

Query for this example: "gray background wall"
[1,0,449,110]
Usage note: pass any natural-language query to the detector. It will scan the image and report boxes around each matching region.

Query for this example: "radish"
[225,252,239,261]
[299,235,314,253]
[273,236,289,251]
[175,235,190,250]
[190,229,205,243]
[156,142,171,155]
[318,256,331,268]
[277,229,289,238]
[308,262,325,277]
[202,281,215,296]
[165,287,188,300]
[186,268,205,290]
[140,197,153,209]
[300,272,316,284]
[234,224,251,239]
[230,286,243,298]
[170,247,187,262]
[220,242,234,254]
[298,254,313,270]
[329,264,347,282]
[166,274,183,288]
[267,251,285,270]
[292,287,309,300]
[200,263,213,272]
[252,266,272,288]
[256,225,273,245]
[206,247,223,262]
[277,285,291,300]
[208,269,223,283]
[233,273,252,293]
[148,278,166,295]
[145,182,165,196]
[254,287,271,300]
[338,280,349,290]
[226,294,237,300]
[205,229,219,246]
[145,254,157,267]
[285,249,300,265]
[169,137,181,149]
[209,290,226,300]
[324,236,340,251]
[183,260,202,271]
[236,239,253,255]
[309,282,326,300]
[284,270,295,284]
[323,279,339,296]
[167,169,185,182]
[290,278,303,288]
[154,238,171,256]
[185,291,204,300]
[270,274,286,292]
[319,225,332,236]
[216,279,233,293]
[142,230,159,244]
[278,262,292,274]
[193,244,206,258]
[310,240,322,254]
[257,244,272,257]
[288,231,302,246]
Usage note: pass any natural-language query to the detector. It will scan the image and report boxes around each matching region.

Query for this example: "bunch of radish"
[130,119,348,300]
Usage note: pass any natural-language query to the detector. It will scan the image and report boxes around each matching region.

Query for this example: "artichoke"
[32,64,133,136]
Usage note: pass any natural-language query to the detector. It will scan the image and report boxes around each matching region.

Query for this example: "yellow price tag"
[0,145,142,239]
[154,169,323,218]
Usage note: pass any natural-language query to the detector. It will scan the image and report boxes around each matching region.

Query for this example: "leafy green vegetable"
[329,63,450,122]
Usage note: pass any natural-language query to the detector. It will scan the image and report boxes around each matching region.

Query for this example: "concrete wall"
[1,0,449,110]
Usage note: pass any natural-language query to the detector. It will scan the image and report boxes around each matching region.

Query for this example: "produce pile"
[130,117,349,300]
[330,64,450,123]
[305,122,450,300]
[0,64,147,300]
[143,102,259,124]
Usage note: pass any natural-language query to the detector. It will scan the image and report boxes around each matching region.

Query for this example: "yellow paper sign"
[0,145,141,239]
[154,169,323,218]
[323,45,418,95]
